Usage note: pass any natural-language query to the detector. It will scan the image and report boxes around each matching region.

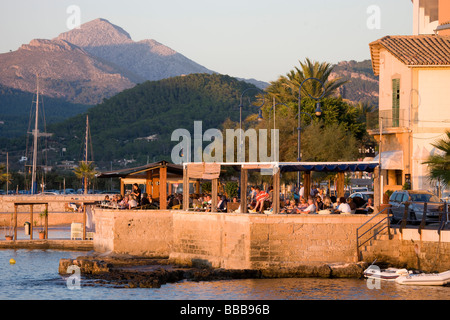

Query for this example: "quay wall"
[93,210,386,269]
[362,228,450,272]
[0,195,105,227]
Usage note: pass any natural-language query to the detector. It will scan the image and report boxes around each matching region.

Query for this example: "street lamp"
[297,77,326,187]
[239,87,265,160]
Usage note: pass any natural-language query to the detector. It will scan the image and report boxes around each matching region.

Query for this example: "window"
[392,79,400,127]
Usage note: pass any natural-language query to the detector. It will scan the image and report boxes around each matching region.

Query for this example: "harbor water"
[0,249,449,301]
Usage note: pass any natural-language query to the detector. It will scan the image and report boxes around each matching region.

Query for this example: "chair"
[71,223,83,240]
[86,232,94,240]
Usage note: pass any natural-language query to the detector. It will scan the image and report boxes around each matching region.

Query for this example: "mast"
[31,75,39,194]
[85,115,89,164]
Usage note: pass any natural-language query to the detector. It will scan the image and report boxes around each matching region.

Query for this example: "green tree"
[266,58,347,101]
[423,131,450,187]
[73,161,98,194]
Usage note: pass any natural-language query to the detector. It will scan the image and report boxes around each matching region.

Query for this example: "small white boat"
[395,270,450,286]
[364,267,410,281]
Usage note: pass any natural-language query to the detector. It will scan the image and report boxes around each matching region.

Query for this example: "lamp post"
[239,88,265,161]
[297,77,325,187]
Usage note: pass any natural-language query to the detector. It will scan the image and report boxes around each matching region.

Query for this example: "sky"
[0,0,413,83]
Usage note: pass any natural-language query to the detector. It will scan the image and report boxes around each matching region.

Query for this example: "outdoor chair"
[70,222,83,240]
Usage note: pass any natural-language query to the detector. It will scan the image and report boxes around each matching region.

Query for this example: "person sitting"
[141,193,150,206]
[217,195,228,212]
[253,187,269,213]
[335,197,352,214]
[315,196,324,211]
[297,197,308,211]
[360,197,375,214]
[347,197,357,214]
[128,194,138,209]
[297,197,316,214]
[281,199,296,214]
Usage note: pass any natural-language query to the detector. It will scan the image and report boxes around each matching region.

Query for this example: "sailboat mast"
[85,115,89,163]
[31,75,39,194]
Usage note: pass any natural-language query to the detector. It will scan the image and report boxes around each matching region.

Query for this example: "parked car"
[349,191,374,207]
[441,190,450,202]
[389,190,442,224]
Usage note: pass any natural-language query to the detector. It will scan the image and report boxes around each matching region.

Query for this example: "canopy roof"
[97,160,183,179]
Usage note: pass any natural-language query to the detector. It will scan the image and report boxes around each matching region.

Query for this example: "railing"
[366,109,406,130]
[399,201,449,235]
[356,206,392,261]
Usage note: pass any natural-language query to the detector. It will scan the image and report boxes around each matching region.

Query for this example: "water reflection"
[0,250,449,300]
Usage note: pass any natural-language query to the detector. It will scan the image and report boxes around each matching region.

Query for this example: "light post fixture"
[239,87,265,160]
[297,77,325,187]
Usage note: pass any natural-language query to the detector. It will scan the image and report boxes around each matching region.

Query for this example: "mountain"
[0,18,216,105]
[56,18,214,82]
[330,60,379,107]
[46,73,261,167]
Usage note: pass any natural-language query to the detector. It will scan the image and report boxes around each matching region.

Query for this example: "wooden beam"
[160,166,167,210]
[83,204,86,240]
[337,172,345,199]
[30,204,33,240]
[211,178,218,212]
[273,168,280,214]
[183,165,189,211]
[14,204,17,240]
[304,172,311,200]
[240,168,248,213]
[45,203,48,240]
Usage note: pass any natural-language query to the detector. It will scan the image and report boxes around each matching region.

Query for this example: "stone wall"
[362,227,450,272]
[93,209,173,258]
[93,209,387,269]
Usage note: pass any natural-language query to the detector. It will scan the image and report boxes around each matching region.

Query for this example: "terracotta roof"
[369,35,450,76]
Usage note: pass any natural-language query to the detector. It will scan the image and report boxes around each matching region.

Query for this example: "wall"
[93,210,387,269]
[362,227,450,272]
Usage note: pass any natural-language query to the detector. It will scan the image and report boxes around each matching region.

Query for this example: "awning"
[373,150,403,170]
[278,162,379,173]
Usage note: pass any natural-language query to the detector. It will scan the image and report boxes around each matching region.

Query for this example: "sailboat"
[27,75,52,194]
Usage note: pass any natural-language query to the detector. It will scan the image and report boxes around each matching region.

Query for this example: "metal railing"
[356,205,392,261]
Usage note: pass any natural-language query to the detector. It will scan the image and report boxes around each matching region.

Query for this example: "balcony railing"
[366,109,406,131]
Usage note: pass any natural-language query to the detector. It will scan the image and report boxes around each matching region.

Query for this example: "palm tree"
[423,131,450,187]
[267,58,347,102]
[73,161,98,194]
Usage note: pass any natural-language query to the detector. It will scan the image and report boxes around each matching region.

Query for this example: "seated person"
[296,197,308,211]
[141,193,151,206]
[361,197,375,214]
[281,199,296,214]
[217,195,227,212]
[335,197,352,214]
[253,187,269,213]
[297,197,316,214]
[128,195,138,209]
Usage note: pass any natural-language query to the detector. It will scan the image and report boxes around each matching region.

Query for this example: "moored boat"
[395,270,450,286]
[363,267,410,281]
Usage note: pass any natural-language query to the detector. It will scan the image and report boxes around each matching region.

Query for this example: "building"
[368,0,450,195]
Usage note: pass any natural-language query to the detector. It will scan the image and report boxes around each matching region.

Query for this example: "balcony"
[366,109,408,133]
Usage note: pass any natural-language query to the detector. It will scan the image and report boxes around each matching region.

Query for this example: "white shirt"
[337,203,352,214]
[303,204,316,214]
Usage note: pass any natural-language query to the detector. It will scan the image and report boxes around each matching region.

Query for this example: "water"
[1,249,449,301]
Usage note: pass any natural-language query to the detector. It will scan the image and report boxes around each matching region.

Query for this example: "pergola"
[98,160,199,210]
[182,161,380,214]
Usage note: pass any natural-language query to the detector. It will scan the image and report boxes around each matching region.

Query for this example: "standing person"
[131,183,142,205]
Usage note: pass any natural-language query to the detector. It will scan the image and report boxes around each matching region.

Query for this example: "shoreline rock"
[59,254,369,289]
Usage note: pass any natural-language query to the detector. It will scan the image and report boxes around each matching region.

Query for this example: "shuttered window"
[392,79,400,127]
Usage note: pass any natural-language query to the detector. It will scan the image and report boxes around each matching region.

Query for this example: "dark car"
[389,190,442,223]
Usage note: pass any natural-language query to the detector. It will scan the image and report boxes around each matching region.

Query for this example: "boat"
[363,266,410,281]
[395,270,450,286]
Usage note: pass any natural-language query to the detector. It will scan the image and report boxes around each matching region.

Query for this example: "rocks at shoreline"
[59,254,369,289]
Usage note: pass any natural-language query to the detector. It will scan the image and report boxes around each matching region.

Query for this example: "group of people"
[99,183,375,215]
[100,183,157,209]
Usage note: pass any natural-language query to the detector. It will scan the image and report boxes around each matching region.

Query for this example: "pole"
[6,152,9,195]
[31,75,39,195]
[379,117,383,204]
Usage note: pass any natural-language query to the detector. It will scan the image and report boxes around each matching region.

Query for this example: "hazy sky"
[0,0,412,82]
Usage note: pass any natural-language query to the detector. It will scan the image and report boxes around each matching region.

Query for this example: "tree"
[423,131,450,187]
[266,58,347,102]
[0,164,12,190]
[73,161,98,194]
